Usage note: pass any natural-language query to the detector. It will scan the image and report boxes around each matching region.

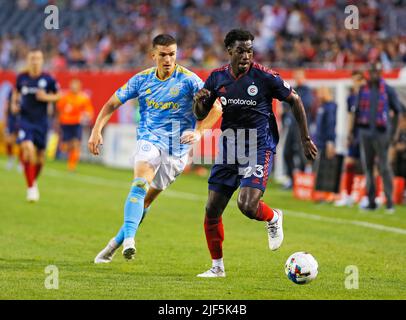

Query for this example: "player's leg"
[112,150,187,256]
[335,156,357,207]
[237,186,283,250]
[238,150,283,250]
[197,188,232,278]
[197,163,238,278]
[20,139,38,202]
[5,131,16,169]
[94,161,155,264]
[94,140,160,263]
[375,134,394,212]
[359,133,377,210]
[67,125,82,172]
[111,186,161,249]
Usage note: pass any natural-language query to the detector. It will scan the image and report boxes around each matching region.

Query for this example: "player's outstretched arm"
[193,88,213,121]
[88,94,122,155]
[181,99,222,144]
[10,90,20,115]
[285,90,318,160]
[36,90,61,103]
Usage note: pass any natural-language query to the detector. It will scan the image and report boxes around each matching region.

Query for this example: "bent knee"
[237,199,258,219]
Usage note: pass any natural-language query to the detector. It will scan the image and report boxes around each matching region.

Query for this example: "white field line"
[3,163,406,235]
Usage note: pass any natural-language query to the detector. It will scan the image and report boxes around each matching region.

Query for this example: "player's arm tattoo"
[285,90,311,142]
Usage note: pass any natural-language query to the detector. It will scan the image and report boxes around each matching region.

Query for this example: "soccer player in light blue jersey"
[89,34,222,263]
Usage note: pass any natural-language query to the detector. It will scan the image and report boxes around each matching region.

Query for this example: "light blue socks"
[113,178,149,245]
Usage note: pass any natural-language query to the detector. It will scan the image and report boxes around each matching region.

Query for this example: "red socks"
[344,163,356,195]
[23,162,36,188]
[204,216,224,260]
[255,201,276,221]
[6,143,13,156]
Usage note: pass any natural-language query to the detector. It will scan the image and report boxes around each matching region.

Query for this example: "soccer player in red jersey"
[193,29,317,277]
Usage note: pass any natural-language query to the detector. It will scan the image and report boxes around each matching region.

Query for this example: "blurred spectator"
[355,62,402,212]
[391,114,406,180]
[313,87,339,199]
[0,0,404,70]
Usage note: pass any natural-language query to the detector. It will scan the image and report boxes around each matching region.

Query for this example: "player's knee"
[237,198,258,219]
[130,178,149,196]
[205,201,223,219]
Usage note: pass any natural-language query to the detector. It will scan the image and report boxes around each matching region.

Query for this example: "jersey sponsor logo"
[146,98,179,110]
[21,86,39,95]
[145,88,152,94]
[38,78,47,88]
[226,98,257,106]
[247,84,258,96]
[283,81,291,89]
[220,96,227,106]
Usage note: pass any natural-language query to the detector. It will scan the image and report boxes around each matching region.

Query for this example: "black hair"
[224,29,254,48]
[152,34,177,47]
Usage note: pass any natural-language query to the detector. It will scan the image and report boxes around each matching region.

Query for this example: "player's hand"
[36,90,48,102]
[88,130,103,155]
[193,88,211,103]
[10,102,20,114]
[302,138,318,161]
[326,142,336,160]
[347,133,354,148]
[180,130,202,145]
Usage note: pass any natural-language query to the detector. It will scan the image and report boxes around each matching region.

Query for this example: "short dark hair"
[152,34,177,48]
[224,29,254,48]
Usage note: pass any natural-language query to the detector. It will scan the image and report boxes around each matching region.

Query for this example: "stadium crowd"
[0,0,405,71]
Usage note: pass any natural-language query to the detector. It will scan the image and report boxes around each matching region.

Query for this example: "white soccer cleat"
[334,194,354,207]
[122,238,136,261]
[5,158,14,170]
[26,183,39,202]
[94,238,119,264]
[266,209,284,251]
[197,266,226,278]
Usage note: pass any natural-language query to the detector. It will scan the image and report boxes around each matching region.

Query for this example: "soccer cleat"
[122,238,136,261]
[334,194,354,207]
[359,199,377,211]
[5,158,15,170]
[385,206,395,215]
[266,209,284,251]
[26,183,39,202]
[94,238,119,264]
[197,266,226,278]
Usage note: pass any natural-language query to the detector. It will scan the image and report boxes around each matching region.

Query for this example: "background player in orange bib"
[57,79,94,172]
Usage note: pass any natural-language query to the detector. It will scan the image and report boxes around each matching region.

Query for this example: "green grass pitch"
[0,157,405,300]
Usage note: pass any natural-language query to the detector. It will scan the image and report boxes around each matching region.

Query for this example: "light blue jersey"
[115,65,204,157]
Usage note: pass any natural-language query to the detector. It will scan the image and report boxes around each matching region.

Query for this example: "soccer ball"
[285,252,318,285]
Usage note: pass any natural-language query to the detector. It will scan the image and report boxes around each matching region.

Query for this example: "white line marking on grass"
[283,210,406,235]
[3,162,406,236]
